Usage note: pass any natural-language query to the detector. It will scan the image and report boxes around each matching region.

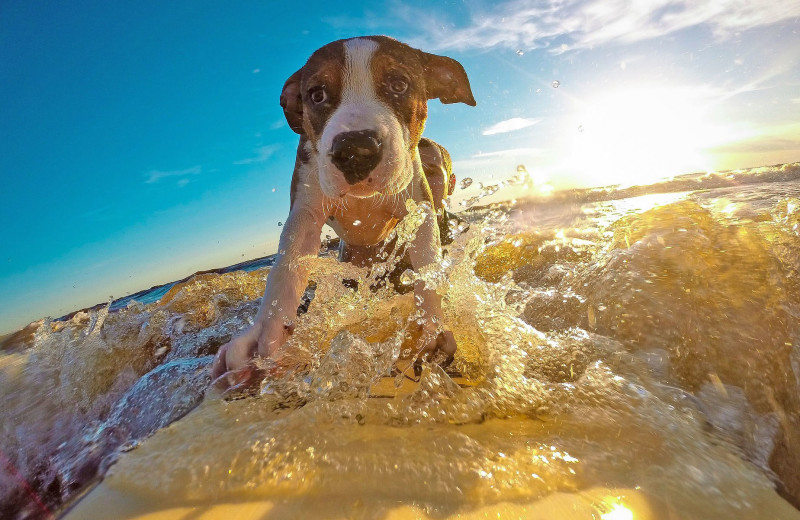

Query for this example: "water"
[2,163,800,519]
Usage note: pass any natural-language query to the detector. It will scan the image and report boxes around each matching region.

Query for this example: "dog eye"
[388,77,409,95]
[309,86,327,104]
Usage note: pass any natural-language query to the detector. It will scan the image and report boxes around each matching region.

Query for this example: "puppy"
[212,36,475,386]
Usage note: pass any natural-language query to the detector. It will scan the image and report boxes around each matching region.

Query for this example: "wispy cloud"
[482,117,540,135]
[268,119,286,130]
[471,147,543,158]
[401,0,800,53]
[233,144,280,165]
[711,136,800,154]
[144,166,201,184]
[452,147,543,172]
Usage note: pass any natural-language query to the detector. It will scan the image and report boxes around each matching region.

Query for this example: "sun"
[560,85,736,187]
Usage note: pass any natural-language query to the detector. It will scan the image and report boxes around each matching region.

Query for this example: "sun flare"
[601,501,634,520]
[561,86,741,187]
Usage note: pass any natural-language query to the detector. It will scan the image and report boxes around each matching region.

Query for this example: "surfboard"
[64,482,673,520]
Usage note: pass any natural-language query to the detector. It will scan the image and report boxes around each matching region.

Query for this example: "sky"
[1,0,799,334]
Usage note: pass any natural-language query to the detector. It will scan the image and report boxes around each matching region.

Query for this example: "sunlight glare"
[601,501,634,520]
[562,86,736,187]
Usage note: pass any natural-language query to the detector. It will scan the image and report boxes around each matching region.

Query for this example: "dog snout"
[329,130,383,184]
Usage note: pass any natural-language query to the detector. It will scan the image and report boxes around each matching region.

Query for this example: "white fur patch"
[342,39,379,103]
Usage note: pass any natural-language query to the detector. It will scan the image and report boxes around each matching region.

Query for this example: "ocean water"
[2,163,800,519]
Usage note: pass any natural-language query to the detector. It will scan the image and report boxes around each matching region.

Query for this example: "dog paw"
[210,319,297,390]
[210,331,258,385]
[415,323,457,364]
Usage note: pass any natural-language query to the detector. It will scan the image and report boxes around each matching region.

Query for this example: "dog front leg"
[406,182,457,365]
[211,204,325,385]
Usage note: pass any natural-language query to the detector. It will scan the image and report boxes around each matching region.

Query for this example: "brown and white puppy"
[211,36,475,386]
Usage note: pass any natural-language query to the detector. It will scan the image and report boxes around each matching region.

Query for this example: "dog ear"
[421,53,476,107]
[280,68,305,134]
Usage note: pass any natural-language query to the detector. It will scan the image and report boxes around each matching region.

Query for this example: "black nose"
[329,130,383,184]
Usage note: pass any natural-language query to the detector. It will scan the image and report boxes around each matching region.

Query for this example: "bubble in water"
[400,269,415,286]
[516,50,524,56]
[460,178,473,189]
[552,80,560,88]
[460,195,481,208]
[481,184,500,197]
[353,220,362,227]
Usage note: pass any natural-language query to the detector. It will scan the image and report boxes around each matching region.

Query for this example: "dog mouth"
[341,179,382,198]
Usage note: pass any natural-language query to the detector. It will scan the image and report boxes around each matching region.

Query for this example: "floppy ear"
[421,53,476,106]
[279,68,305,134]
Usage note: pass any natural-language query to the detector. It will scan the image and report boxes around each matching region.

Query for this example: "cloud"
[269,119,286,130]
[482,117,540,135]
[452,147,543,172]
[711,137,800,154]
[233,144,280,165]
[402,0,800,53]
[471,147,543,159]
[144,166,201,184]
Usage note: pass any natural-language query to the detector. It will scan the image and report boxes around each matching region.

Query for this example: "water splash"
[4,168,800,518]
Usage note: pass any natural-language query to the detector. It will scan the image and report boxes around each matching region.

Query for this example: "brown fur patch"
[299,41,345,142]
[369,44,428,151]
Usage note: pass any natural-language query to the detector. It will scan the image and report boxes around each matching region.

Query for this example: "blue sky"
[1,0,799,334]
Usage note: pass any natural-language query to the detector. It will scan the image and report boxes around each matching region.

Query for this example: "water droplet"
[460,177,473,189]
[353,220,361,226]
[400,269,415,285]
[271,300,278,306]
[578,125,584,133]
[271,187,277,192]
[552,80,560,88]
[278,221,283,227]
[516,50,524,56]
[481,184,500,196]
[535,88,542,93]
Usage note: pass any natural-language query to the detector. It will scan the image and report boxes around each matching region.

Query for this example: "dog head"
[280,36,475,199]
